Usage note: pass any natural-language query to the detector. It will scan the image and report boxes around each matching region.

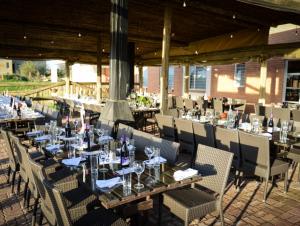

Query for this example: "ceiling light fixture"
[183,1,186,7]
[78,33,82,38]
[232,14,236,19]
[50,40,54,44]
[230,34,234,38]
[195,50,199,55]
[23,35,27,39]
[102,48,105,52]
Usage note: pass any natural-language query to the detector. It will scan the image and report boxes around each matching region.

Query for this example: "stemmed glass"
[99,149,109,173]
[74,120,79,133]
[144,146,154,167]
[133,160,145,189]
[45,123,50,134]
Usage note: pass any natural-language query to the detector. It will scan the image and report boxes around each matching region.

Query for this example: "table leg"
[158,193,162,226]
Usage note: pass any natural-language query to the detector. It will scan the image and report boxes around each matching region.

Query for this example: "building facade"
[0,59,13,77]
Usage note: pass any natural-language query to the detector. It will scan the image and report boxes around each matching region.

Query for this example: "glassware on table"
[90,154,99,191]
[122,168,132,190]
[99,149,109,173]
[68,141,76,159]
[144,146,154,167]
[153,147,161,167]
[252,117,260,134]
[45,123,50,134]
[133,160,145,189]
[280,121,289,143]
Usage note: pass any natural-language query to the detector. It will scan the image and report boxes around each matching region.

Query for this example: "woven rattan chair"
[273,108,290,121]
[213,99,223,113]
[175,119,195,154]
[239,131,289,201]
[163,144,233,226]
[176,96,184,109]
[151,136,180,165]
[44,179,128,226]
[193,122,215,148]
[264,106,272,118]
[116,123,133,140]
[155,114,176,141]
[215,127,240,188]
[1,129,18,193]
[132,129,153,153]
[184,99,194,110]
[165,109,179,118]
[98,119,115,136]
[292,110,300,122]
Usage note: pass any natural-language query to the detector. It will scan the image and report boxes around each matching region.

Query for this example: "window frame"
[234,63,246,87]
[189,65,207,91]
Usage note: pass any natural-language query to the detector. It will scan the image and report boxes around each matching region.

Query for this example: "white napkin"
[99,157,122,165]
[27,130,43,137]
[35,135,51,142]
[99,136,113,143]
[45,144,61,153]
[145,156,167,165]
[127,145,135,152]
[116,167,135,175]
[62,157,82,166]
[173,168,198,181]
[96,177,122,189]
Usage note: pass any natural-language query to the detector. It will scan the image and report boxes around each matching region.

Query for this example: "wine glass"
[144,146,154,166]
[99,149,109,173]
[133,160,145,189]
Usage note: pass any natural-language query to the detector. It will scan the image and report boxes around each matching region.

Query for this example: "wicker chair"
[193,122,215,148]
[184,99,194,110]
[97,119,115,136]
[292,110,300,122]
[44,179,129,226]
[213,99,223,113]
[163,144,233,226]
[273,108,290,121]
[175,119,195,155]
[155,114,176,141]
[1,129,18,193]
[215,127,240,188]
[239,131,289,201]
[132,129,153,153]
[175,96,184,109]
[116,123,133,140]
[151,136,180,165]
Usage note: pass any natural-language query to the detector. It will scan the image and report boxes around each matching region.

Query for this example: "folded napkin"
[99,135,113,143]
[173,168,198,181]
[45,144,61,153]
[62,157,82,166]
[99,157,122,165]
[116,167,135,175]
[96,177,122,189]
[27,130,43,137]
[127,145,135,152]
[35,135,51,142]
[145,156,167,165]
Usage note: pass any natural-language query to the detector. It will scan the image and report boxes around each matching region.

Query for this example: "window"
[189,66,207,90]
[143,67,149,88]
[234,63,245,87]
[168,66,174,90]
[6,62,9,69]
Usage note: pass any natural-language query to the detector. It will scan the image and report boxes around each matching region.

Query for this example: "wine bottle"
[65,116,72,138]
[234,111,239,128]
[84,124,91,151]
[120,135,129,166]
[268,112,274,132]
[262,116,268,127]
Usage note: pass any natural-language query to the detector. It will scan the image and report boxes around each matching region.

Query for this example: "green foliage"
[57,68,66,78]
[2,74,29,81]
[136,95,153,107]
[19,61,37,80]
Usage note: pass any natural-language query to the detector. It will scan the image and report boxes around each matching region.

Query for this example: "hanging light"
[232,14,236,19]
[23,35,27,39]
[230,34,234,38]
[78,33,82,38]
[183,0,186,7]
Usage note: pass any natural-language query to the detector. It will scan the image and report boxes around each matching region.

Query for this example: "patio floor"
[1,138,300,226]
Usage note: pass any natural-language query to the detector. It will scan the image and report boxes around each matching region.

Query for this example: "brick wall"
[210,57,285,104]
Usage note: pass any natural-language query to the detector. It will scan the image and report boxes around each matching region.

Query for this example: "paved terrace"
[1,138,300,226]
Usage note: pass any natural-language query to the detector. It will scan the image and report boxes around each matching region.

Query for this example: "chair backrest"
[165,109,178,118]
[43,179,72,226]
[1,129,17,170]
[175,96,184,109]
[293,121,300,132]
[273,108,290,121]
[292,110,300,122]
[239,131,270,177]
[215,127,240,168]
[168,96,174,109]
[184,99,194,110]
[213,99,223,113]
[29,158,57,226]
[99,119,115,136]
[151,137,180,165]
[194,144,233,195]
[193,122,215,148]
[117,123,133,140]
[174,118,195,153]
[132,129,153,152]
[265,106,272,118]
[155,114,176,141]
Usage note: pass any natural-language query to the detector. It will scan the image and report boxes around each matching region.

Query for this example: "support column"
[65,61,71,97]
[160,4,172,114]
[96,37,102,102]
[183,64,190,96]
[258,59,267,105]
[100,0,134,122]
[138,65,143,93]
[128,42,135,94]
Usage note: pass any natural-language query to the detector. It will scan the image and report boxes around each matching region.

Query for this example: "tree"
[19,61,37,80]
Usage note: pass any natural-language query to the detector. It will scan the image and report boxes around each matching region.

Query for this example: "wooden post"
[258,59,267,105]
[65,61,71,97]
[183,64,190,96]
[160,4,172,114]
[138,65,143,93]
[96,37,102,102]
